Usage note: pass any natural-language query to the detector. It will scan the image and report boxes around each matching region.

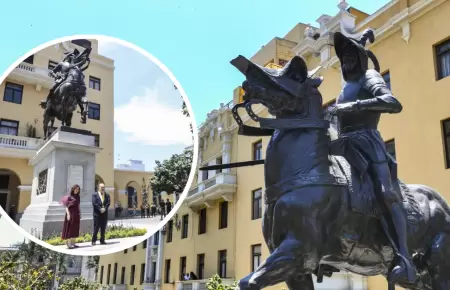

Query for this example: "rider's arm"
[356,70,402,114]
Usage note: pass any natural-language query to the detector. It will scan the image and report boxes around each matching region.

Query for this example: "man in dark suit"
[92,183,110,245]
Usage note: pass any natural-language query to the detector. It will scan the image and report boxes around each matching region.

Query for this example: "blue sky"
[97,42,191,170]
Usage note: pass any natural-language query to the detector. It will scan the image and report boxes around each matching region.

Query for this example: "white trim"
[105,187,115,192]
[17,185,32,192]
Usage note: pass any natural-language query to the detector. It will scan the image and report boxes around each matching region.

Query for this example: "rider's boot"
[387,202,417,284]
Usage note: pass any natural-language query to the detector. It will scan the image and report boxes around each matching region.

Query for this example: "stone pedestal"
[20,127,102,239]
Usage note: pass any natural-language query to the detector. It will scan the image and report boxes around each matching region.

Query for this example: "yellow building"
[0,39,153,219]
[98,0,450,289]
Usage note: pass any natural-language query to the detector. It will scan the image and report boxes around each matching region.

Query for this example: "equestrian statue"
[40,45,91,138]
[200,29,450,290]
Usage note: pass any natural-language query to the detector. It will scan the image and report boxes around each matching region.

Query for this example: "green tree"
[0,250,55,290]
[85,256,100,274]
[58,276,107,290]
[206,275,237,290]
[150,149,193,195]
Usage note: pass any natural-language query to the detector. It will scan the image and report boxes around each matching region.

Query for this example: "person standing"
[166,198,172,215]
[159,199,166,220]
[8,204,16,222]
[61,185,81,249]
[91,183,110,245]
[151,202,157,217]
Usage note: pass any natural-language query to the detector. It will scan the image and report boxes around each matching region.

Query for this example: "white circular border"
[0,34,199,256]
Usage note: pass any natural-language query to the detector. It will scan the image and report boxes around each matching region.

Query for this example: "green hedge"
[44,224,147,246]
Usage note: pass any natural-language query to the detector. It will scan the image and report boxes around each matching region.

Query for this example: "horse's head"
[230,55,324,119]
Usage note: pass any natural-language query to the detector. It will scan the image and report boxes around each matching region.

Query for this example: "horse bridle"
[200,98,330,171]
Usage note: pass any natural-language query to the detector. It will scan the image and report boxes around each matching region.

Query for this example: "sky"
[0,0,391,249]
[97,41,192,170]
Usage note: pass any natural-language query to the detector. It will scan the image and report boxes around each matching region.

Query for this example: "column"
[198,141,204,182]
[144,235,153,283]
[155,230,165,290]
[220,132,233,173]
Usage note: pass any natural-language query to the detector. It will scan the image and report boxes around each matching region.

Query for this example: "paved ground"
[54,216,162,252]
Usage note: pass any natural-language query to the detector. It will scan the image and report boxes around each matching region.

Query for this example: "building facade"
[0,39,153,220]
[98,0,450,289]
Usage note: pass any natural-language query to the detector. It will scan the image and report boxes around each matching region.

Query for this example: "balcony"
[186,172,237,209]
[176,279,235,290]
[0,134,44,159]
[9,62,53,89]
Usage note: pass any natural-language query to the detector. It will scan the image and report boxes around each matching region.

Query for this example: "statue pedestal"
[19,126,102,239]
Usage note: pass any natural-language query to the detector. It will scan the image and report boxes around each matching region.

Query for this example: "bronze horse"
[201,55,450,290]
[42,47,91,138]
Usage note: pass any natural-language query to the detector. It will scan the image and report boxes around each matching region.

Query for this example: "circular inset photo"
[0,36,198,255]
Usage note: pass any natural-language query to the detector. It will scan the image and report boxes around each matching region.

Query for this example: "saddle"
[329,139,400,218]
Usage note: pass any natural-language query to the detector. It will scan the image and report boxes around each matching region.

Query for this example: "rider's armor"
[333,32,417,284]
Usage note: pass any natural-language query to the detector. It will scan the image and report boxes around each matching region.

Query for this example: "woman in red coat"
[61,184,81,249]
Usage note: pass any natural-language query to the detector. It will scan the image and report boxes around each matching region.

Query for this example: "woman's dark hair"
[70,184,81,196]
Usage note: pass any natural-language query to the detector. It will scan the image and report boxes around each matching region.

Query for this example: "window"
[107,264,111,284]
[179,257,187,280]
[219,201,228,229]
[100,265,104,284]
[88,102,101,120]
[197,254,205,280]
[113,263,118,284]
[385,139,396,161]
[3,82,23,104]
[89,76,101,91]
[382,71,391,90]
[252,188,263,220]
[133,245,137,251]
[143,239,147,248]
[121,267,126,284]
[442,118,450,168]
[0,119,19,136]
[93,134,100,147]
[164,259,171,283]
[23,55,34,64]
[181,214,189,239]
[323,99,337,132]
[48,60,58,70]
[218,250,227,278]
[71,39,92,49]
[253,140,263,160]
[202,169,209,181]
[153,231,159,245]
[140,263,145,284]
[198,208,207,235]
[130,265,135,285]
[167,220,173,242]
[435,39,450,80]
[252,244,262,271]
[216,157,223,174]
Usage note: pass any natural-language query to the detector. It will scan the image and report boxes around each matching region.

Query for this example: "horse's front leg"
[237,236,310,290]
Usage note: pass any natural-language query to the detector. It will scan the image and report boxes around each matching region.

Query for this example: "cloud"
[114,78,192,146]
[98,40,119,55]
